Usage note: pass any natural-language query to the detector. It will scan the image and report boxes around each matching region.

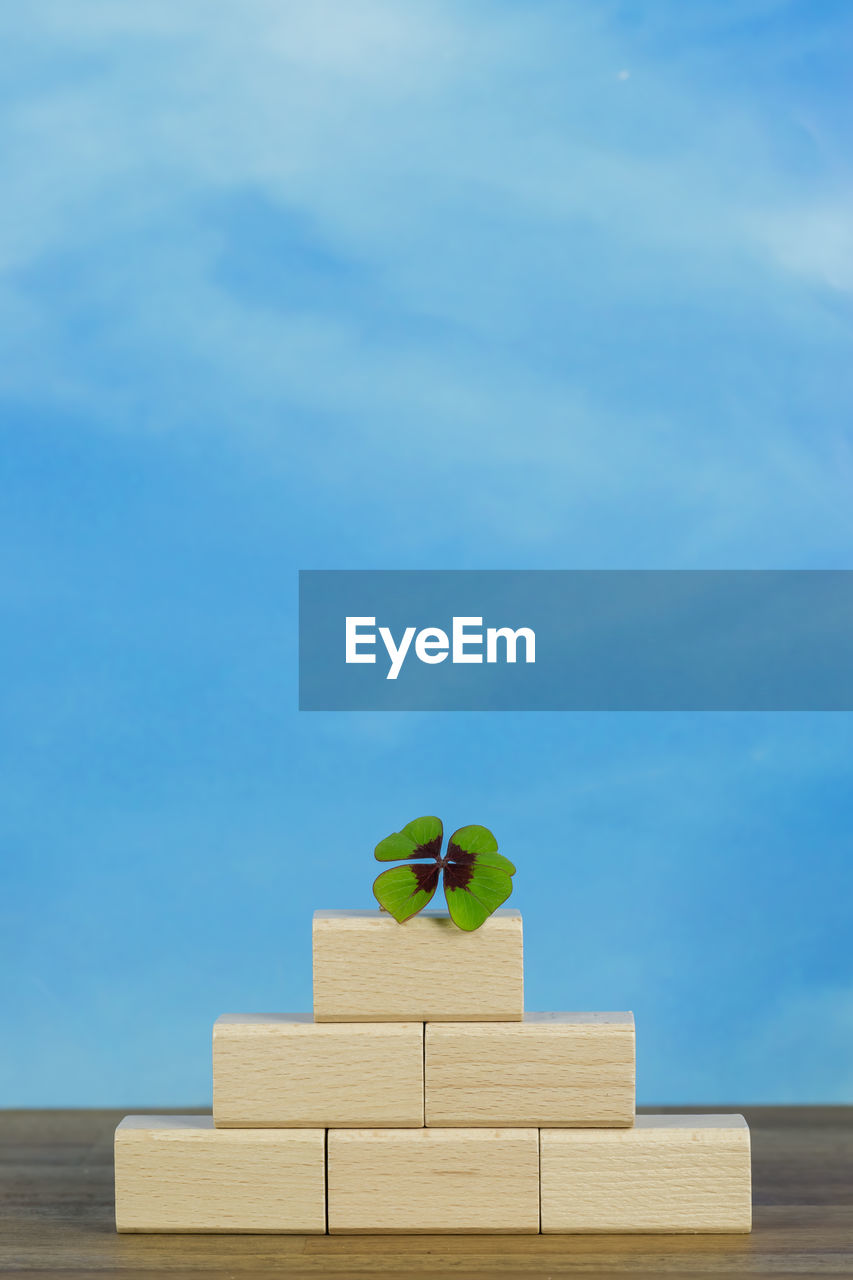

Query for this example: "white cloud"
[760,203,853,292]
[2,0,852,563]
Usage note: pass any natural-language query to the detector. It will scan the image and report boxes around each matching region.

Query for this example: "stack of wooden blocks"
[115,909,752,1234]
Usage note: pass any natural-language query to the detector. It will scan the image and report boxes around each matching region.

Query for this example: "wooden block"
[213,1013,423,1127]
[540,1114,752,1233]
[313,908,523,1022]
[425,1012,635,1127]
[327,1127,539,1234]
[114,1116,325,1233]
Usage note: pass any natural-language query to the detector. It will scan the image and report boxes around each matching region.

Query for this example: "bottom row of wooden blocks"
[115,1114,752,1234]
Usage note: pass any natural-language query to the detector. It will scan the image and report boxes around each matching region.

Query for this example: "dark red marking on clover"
[443,860,474,891]
[412,863,441,894]
[407,833,443,861]
[404,835,478,899]
[447,840,476,866]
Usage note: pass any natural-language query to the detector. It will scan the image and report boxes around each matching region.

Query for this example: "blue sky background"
[1,0,852,1105]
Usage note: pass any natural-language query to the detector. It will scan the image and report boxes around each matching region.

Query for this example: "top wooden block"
[313,909,523,1022]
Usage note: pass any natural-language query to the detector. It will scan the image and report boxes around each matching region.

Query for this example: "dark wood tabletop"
[1,1105,851,1277]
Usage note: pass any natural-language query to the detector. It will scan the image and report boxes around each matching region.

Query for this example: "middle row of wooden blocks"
[213,1013,635,1128]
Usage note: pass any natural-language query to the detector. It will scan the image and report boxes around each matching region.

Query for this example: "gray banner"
[298,570,853,710]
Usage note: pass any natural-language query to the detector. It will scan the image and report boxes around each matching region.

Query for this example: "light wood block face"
[425,1012,635,1127]
[114,1116,325,1233]
[313,909,523,1023]
[327,1127,539,1234]
[540,1114,752,1234]
[213,1014,424,1127]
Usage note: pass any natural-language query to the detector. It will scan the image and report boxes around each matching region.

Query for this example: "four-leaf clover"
[372,816,515,931]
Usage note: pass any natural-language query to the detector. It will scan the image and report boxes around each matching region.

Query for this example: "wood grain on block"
[213,1013,423,1127]
[327,1127,539,1234]
[540,1114,752,1234]
[313,908,523,1022]
[425,1012,635,1127]
[114,1116,325,1233]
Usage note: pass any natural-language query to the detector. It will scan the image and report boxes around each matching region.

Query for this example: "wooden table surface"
[1,1106,851,1277]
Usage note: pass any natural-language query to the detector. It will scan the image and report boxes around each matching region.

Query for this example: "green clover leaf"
[372,816,515,931]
